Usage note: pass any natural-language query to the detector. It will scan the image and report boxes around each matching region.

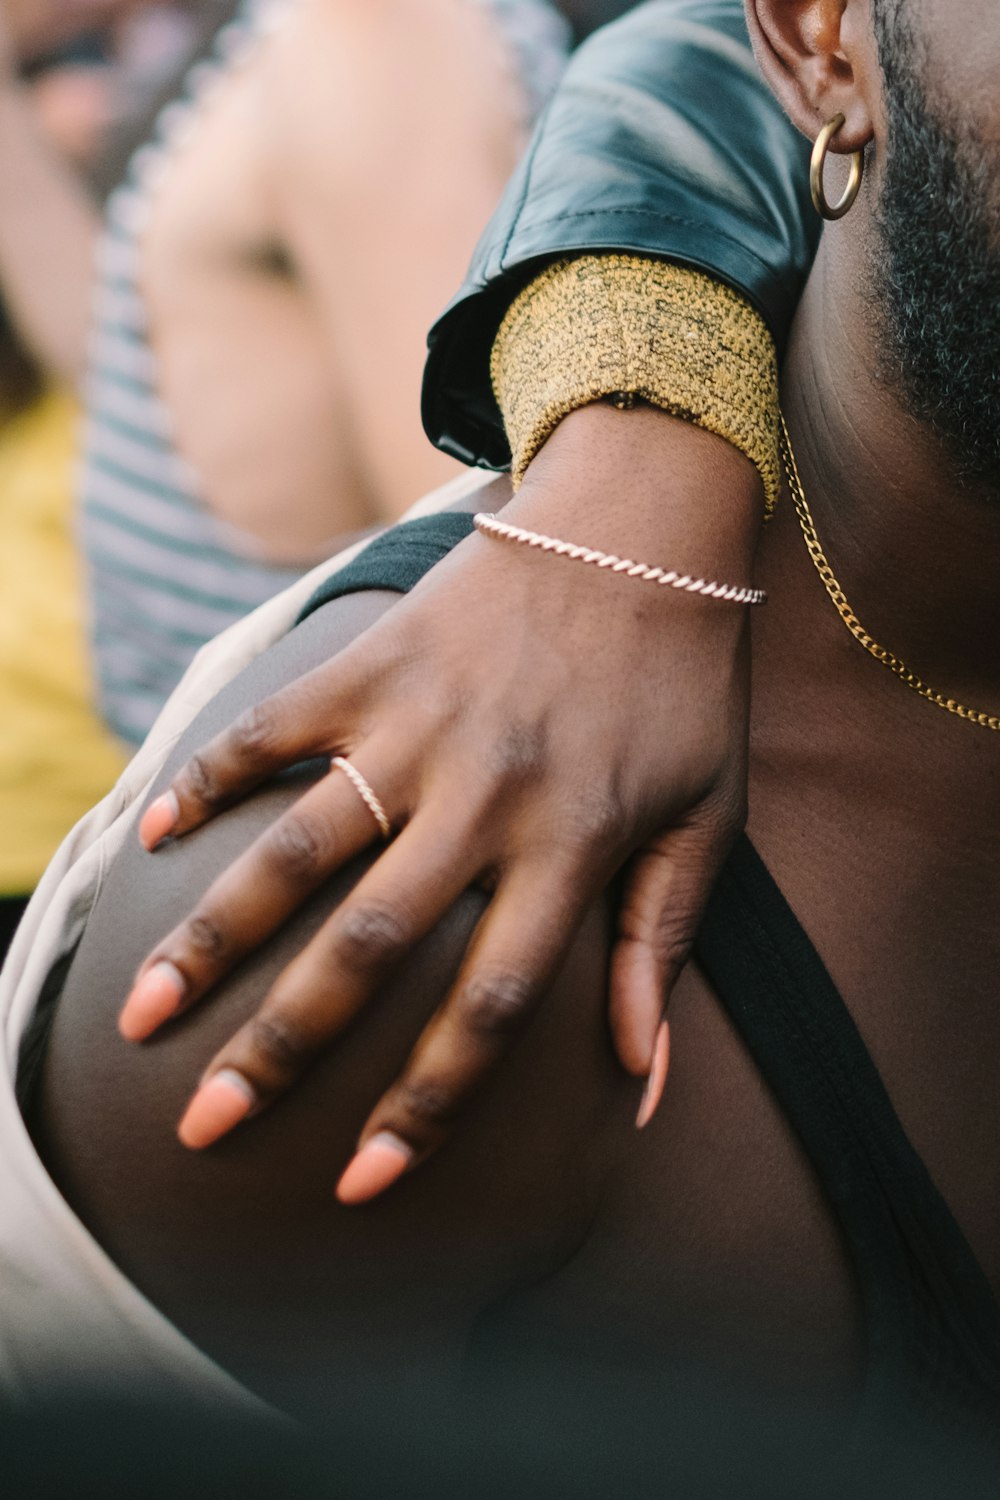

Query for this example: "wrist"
[501,403,763,584]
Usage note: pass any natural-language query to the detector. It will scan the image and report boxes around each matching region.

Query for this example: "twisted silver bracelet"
[473,514,767,606]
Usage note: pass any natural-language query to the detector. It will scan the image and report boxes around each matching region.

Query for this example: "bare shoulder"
[30,582,630,1422]
[261,0,525,174]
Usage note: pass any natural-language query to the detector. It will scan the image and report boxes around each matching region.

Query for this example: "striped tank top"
[80,0,569,747]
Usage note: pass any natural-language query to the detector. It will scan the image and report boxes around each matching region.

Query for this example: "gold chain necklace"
[778,413,1000,733]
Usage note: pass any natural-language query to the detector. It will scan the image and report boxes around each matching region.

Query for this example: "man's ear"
[744,0,876,152]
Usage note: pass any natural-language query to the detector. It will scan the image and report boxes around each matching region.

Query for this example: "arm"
[423,0,817,467]
[0,11,99,387]
[111,0,818,1197]
[264,0,542,523]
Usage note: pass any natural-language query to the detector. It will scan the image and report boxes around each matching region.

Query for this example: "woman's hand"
[121,405,763,1203]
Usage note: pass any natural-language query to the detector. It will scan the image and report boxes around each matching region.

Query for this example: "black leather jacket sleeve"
[422,0,818,469]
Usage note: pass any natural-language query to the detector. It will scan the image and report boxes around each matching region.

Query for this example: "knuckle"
[717,785,749,837]
[185,911,228,962]
[263,815,326,882]
[336,902,411,974]
[650,902,698,976]
[562,784,626,850]
[485,719,547,782]
[696,781,748,848]
[394,1078,459,1130]
[659,932,695,974]
[248,1013,314,1076]
[439,679,474,728]
[183,751,223,810]
[456,970,534,1039]
[228,703,281,761]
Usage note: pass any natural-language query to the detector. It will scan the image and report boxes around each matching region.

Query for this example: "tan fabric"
[491,255,781,515]
[0,466,493,1412]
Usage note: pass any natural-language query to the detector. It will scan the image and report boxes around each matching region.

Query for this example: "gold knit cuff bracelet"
[490,255,781,517]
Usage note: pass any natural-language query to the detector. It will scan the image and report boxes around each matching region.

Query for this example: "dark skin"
[30,559,860,1425]
[28,0,1000,1429]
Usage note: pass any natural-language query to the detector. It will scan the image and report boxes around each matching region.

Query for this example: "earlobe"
[745,0,875,152]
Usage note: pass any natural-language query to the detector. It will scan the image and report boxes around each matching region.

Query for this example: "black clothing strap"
[297,514,476,625]
[697,841,1000,1438]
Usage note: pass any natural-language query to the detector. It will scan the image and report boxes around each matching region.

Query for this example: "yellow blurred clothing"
[0,390,127,896]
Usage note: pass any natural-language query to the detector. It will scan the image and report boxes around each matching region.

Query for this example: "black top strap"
[696,837,1000,1430]
[297,513,476,624]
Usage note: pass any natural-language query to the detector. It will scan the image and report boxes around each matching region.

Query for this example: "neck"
[779,232,1000,702]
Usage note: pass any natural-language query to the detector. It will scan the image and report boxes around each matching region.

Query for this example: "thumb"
[609,811,736,1082]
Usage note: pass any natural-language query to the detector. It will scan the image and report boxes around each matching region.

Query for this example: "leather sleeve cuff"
[490,255,781,516]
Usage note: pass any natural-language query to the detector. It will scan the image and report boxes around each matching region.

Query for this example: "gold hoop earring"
[810,113,864,221]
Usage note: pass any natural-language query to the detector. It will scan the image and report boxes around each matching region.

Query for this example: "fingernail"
[336,1132,414,1205]
[118,960,186,1041]
[636,1020,670,1129]
[178,1069,256,1149]
[139,790,179,851]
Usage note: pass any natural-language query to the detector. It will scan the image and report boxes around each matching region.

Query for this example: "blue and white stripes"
[81,3,319,745]
[79,0,569,748]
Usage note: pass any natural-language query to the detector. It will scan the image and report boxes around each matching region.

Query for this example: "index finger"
[138,664,362,850]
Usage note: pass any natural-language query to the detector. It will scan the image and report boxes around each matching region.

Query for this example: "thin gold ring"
[810,114,864,221]
[331,756,392,840]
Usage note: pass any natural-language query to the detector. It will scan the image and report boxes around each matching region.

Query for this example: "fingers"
[119,756,394,1041]
[138,661,366,849]
[336,860,587,1204]
[174,803,484,1150]
[634,1020,670,1130]
[608,805,739,1118]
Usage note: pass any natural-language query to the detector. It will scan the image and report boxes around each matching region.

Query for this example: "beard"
[870,8,1000,495]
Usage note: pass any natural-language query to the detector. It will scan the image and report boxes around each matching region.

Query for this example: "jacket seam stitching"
[498,109,551,266]
[502,205,790,280]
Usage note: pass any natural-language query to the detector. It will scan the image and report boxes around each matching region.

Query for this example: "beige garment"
[0,468,492,1413]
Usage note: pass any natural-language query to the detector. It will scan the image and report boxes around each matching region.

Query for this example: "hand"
[121,405,762,1202]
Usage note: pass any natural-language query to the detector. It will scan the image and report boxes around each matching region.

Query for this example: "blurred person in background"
[0,0,567,959]
[0,0,569,752]
[29,5,199,163]
[0,3,151,962]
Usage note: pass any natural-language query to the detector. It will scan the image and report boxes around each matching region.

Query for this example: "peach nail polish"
[178,1069,256,1149]
[118,961,186,1041]
[336,1133,413,1205]
[636,1020,670,1129]
[139,790,180,851]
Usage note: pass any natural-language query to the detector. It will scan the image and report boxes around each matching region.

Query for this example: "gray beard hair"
[870,13,1000,497]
